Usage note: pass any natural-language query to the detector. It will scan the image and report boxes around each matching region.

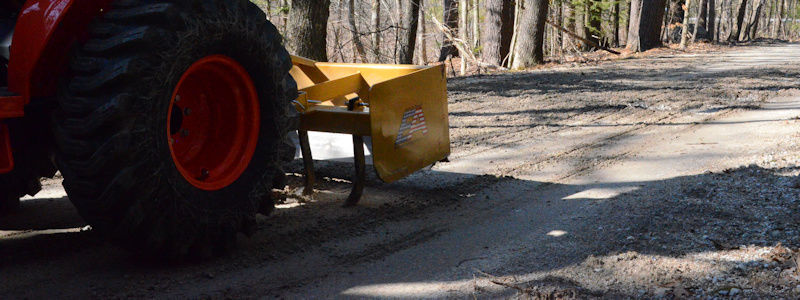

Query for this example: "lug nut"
[181,129,189,137]
[184,108,192,116]
[175,95,181,102]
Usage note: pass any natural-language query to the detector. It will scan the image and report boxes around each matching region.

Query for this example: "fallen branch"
[427,11,508,71]
[489,280,530,293]
[473,269,532,294]
[545,19,621,55]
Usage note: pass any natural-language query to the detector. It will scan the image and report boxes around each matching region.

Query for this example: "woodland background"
[251,0,800,73]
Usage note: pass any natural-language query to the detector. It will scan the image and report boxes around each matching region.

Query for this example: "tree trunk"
[438,0,460,61]
[575,0,587,48]
[556,0,564,53]
[459,0,468,74]
[728,0,748,41]
[694,0,708,41]
[506,0,522,67]
[586,0,602,49]
[627,0,668,52]
[348,0,369,62]
[720,0,726,36]
[679,0,692,48]
[512,0,550,68]
[371,0,381,61]
[766,0,775,38]
[333,0,346,61]
[744,0,764,39]
[666,0,684,42]
[473,0,480,48]
[420,4,428,63]
[719,0,729,40]
[623,0,632,45]
[777,0,785,38]
[614,0,621,46]
[481,0,515,65]
[782,0,789,38]
[788,0,793,38]
[288,0,330,61]
[727,0,738,39]
[282,0,291,34]
[392,0,401,63]
[546,6,552,56]
[562,1,575,48]
[398,0,422,64]
[707,0,716,40]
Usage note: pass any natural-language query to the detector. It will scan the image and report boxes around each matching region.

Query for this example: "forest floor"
[2,42,800,299]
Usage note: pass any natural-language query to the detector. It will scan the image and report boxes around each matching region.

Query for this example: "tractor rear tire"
[53,0,297,259]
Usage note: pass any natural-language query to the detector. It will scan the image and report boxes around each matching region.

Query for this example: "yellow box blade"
[369,64,450,183]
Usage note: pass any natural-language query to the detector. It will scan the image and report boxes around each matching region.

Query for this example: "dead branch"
[427,11,508,71]
[545,19,621,55]
[473,269,532,294]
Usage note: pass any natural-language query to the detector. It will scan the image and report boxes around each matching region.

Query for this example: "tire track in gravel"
[449,105,636,161]
[517,108,744,181]
[446,86,694,163]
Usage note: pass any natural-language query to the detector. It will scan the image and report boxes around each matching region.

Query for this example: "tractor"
[0,0,449,258]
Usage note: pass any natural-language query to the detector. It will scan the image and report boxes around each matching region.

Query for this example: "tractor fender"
[7,0,110,102]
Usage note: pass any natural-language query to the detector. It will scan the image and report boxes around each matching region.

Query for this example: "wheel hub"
[167,55,260,191]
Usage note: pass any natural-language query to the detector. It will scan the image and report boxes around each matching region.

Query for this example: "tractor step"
[0,87,24,119]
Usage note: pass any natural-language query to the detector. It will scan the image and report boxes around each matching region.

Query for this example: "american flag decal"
[395,105,428,147]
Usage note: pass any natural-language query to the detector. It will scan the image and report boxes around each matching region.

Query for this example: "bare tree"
[481,0,515,65]
[507,0,523,66]
[665,0,684,42]
[776,0,785,38]
[627,0,668,52]
[706,0,715,40]
[586,0,602,48]
[371,0,381,61]
[473,0,480,48]
[398,0,423,64]
[419,3,428,63]
[348,0,369,62]
[575,0,587,48]
[782,0,790,38]
[718,0,729,40]
[288,0,331,61]
[728,0,749,41]
[693,0,708,41]
[554,0,563,52]
[679,0,691,48]
[614,0,621,46]
[332,0,346,61]
[512,0,550,68]
[459,0,469,74]
[282,0,291,34]
[562,1,576,48]
[744,0,765,40]
[438,0,460,61]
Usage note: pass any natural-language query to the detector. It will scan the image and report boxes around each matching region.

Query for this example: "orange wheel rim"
[167,55,260,191]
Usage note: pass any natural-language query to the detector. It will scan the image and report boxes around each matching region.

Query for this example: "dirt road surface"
[2,43,799,299]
